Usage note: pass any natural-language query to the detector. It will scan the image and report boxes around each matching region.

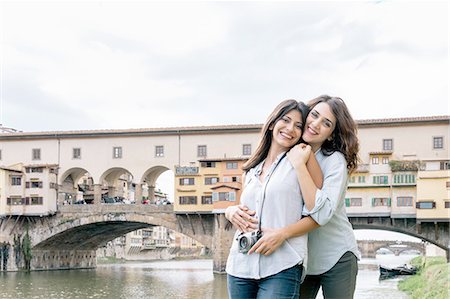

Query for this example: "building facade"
[0,116,448,225]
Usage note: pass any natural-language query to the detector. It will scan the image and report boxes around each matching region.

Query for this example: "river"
[0,254,417,299]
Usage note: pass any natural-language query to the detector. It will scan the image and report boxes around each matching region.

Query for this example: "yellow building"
[174,158,246,213]
[416,168,450,221]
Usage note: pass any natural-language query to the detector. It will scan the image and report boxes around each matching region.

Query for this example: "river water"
[0,254,416,299]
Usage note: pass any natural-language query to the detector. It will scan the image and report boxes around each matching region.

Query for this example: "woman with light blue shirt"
[291,95,360,299]
[225,99,323,299]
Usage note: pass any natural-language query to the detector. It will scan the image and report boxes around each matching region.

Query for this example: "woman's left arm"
[287,144,323,211]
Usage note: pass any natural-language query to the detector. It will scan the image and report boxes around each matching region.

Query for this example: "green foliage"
[389,160,422,172]
[22,229,32,271]
[399,256,449,299]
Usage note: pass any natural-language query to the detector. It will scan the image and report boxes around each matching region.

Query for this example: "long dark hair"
[243,99,308,172]
[307,95,359,173]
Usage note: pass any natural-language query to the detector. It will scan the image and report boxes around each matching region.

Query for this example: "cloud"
[0,1,448,132]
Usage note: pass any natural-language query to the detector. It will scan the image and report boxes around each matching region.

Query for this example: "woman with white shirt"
[292,95,360,299]
[225,99,323,299]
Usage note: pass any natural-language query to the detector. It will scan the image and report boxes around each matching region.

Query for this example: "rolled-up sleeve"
[302,152,348,226]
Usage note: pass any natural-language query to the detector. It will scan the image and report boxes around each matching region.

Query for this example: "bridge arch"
[31,210,212,252]
[352,223,447,253]
[140,165,171,185]
[60,167,94,186]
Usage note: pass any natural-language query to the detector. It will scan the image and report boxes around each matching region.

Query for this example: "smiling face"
[302,102,337,152]
[270,109,303,152]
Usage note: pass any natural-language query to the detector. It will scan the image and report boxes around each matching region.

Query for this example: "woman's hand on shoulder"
[225,205,258,233]
[287,143,311,169]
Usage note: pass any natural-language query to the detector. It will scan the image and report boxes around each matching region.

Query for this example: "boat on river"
[379,264,417,279]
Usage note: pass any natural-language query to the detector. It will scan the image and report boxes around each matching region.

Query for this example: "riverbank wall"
[96,242,207,261]
[398,256,449,299]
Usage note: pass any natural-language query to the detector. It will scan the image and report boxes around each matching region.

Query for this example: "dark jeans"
[227,264,303,299]
[300,251,358,299]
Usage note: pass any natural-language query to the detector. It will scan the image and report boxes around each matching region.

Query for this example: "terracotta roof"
[0,115,448,139]
[369,151,393,155]
[199,157,249,162]
[0,167,22,173]
[210,184,241,190]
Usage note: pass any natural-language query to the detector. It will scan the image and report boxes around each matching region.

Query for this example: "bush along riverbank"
[398,256,449,299]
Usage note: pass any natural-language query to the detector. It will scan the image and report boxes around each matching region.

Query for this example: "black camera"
[237,230,262,253]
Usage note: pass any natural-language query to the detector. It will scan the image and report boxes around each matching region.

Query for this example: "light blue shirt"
[302,150,360,275]
[226,152,308,279]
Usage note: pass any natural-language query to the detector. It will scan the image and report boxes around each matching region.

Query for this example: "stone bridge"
[349,216,449,260]
[357,240,425,258]
[0,205,234,273]
[1,210,449,273]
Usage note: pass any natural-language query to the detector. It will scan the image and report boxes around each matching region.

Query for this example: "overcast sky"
[0,0,448,133]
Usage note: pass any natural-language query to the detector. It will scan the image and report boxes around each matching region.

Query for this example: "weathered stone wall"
[32,249,96,270]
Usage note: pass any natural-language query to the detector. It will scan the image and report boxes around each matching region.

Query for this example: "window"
[373,176,388,184]
[372,197,391,206]
[445,202,450,209]
[212,191,236,202]
[232,176,240,182]
[26,167,43,173]
[11,176,22,186]
[447,181,450,188]
[197,145,207,157]
[393,174,416,184]
[179,196,197,205]
[200,161,216,168]
[73,148,81,159]
[113,147,122,159]
[7,197,24,205]
[440,161,450,170]
[416,201,435,209]
[155,146,164,157]
[226,162,238,169]
[201,196,212,204]
[345,198,362,207]
[27,181,43,188]
[204,177,219,185]
[32,148,41,160]
[382,157,389,164]
[30,196,43,205]
[0,149,2,160]
[433,137,443,149]
[397,197,413,207]
[243,144,252,156]
[358,176,366,183]
[179,178,195,185]
[383,139,393,151]
[371,157,379,164]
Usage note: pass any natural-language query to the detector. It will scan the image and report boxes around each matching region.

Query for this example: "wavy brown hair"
[307,95,359,173]
[243,99,309,172]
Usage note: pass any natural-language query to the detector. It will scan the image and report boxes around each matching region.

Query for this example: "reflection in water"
[0,256,416,299]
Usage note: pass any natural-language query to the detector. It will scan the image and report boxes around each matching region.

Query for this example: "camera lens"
[239,236,248,249]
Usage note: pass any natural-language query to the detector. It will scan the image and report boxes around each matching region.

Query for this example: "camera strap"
[257,151,287,232]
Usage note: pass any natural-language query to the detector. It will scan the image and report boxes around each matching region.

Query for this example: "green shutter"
[345,198,350,207]
[371,198,375,207]
[229,192,236,202]
[388,198,391,206]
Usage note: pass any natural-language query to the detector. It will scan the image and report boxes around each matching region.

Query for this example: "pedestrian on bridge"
[225,99,323,299]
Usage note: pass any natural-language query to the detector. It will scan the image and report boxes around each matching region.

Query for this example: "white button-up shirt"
[226,152,308,279]
[302,150,360,275]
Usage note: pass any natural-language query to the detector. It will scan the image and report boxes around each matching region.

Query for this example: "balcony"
[355,164,369,173]
[175,166,199,175]
[389,160,421,172]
